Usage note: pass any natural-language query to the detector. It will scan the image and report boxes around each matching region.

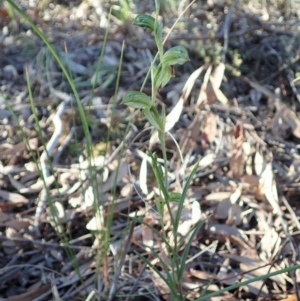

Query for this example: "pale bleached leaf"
[86,206,104,231]
[205,192,232,202]
[254,151,266,176]
[164,97,183,132]
[199,153,215,169]
[83,185,95,209]
[212,62,226,89]
[260,227,281,260]
[101,159,128,193]
[205,63,226,104]
[197,65,213,106]
[182,65,205,100]
[209,75,228,104]
[260,162,280,213]
[19,175,55,194]
[191,200,201,224]
[241,273,268,296]
[229,186,242,204]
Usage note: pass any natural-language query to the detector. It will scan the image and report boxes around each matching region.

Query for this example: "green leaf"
[155,0,160,16]
[144,106,163,131]
[122,91,152,109]
[154,24,164,60]
[177,219,206,281]
[154,64,172,88]
[168,192,181,202]
[161,46,190,66]
[175,160,200,233]
[134,251,178,299]
[134,14,155,31]
[150,152,169,201]
[154,197,164,216]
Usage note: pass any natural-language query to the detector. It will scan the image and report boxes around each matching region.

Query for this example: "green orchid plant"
[122,3,190,185]
[122,3,192,211]
[122,3,189,128]
[121,2,204,301]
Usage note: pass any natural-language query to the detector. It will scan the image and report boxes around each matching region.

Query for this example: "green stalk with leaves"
[121,1,201,300]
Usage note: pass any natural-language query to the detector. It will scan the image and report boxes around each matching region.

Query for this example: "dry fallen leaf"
[139,156,148,195]
[260,162,281,213]
[203,112,218,143]
[217,258,239,285]
[226,203,242,226]
[152,269,171,301]
[101,159,128,193]
[0,212,10,223]
[0,138,38,161]
[0,189,28,204]
[254,150,266,176]
[5,282,51,301]
[206,63,227,104]
[86,206,104,231]
[197,65,213,106]
[242,174,260,186]
[223,253,286,286]
[164,97,183,133]
[207,223,248,243]
[229,122,245,179]
[178,112,201,155]
[215,198,231,219]
[182,65,205,101]
[205,191,232,202]
[208,75,228,104]
[142,216,154,251]
[272,105,300,139]
[215,188,242,226]
[198,152,215,169]
[243,76,276,99]
[4,219,31,231]
[241,272,269,296]
[20,175,55,194]
[279,294,300,301]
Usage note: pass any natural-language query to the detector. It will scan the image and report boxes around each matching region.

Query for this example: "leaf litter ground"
[1,1,300,300]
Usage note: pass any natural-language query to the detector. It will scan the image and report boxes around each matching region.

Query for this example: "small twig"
[111,25,271,49]
[281,195,300,231]
[125,263,147,301]
[53,126,77,164]
[222,0,239,63]
[0,235,91,250]
[108,221,135,301]
[34,88,73,229]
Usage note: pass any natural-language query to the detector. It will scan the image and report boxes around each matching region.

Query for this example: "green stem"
[159,130,168,190]
[196,263,300,301]
[158,126,182,297]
